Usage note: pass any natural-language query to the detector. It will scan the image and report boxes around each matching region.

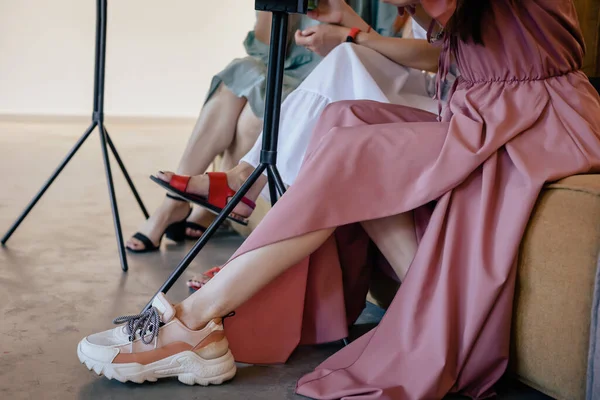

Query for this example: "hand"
[295,24,350,57]
[307,0,351,25]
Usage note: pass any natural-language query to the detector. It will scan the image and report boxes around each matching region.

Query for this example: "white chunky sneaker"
[77,293,236,385]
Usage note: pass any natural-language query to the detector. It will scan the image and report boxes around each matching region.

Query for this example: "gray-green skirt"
[205,1,401,119]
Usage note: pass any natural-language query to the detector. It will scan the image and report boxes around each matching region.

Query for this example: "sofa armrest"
[512,175,600,400]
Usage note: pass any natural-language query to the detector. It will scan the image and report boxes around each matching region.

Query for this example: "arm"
[300,0,440,72]
[355,33,440,72]
[254,11,272,45]
[296,24,440,72]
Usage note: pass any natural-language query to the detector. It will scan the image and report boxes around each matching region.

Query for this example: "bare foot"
[156,163,266,220]
[126,197,191,251]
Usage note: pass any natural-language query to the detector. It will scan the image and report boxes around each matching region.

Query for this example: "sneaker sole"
[77,342,237,385]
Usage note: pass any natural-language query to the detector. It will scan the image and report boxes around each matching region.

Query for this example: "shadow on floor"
[0,122,552,399]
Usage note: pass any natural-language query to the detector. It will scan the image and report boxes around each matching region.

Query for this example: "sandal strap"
[203,266,221,278]
[206,172,257,210]
[207,172,234,209]
[166,193,187,202]
[132,232,158,251]
[240,196,257,210]
[169,174,191,193]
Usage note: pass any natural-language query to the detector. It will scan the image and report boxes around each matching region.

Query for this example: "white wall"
[0,0,255,118]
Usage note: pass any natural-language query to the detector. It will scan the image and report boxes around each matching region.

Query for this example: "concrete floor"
[0,119,551,399]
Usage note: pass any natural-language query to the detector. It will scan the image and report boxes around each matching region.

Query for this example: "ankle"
[237,163,254,182]
[175,303,209,331]
[230,163,264,194]
[163,197,189,213]
[229,169,249,192]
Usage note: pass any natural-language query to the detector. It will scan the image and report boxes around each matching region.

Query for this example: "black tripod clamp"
[255,0,311,13]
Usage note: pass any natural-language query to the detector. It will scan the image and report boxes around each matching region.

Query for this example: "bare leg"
[361,213,418,281]
[176,213,418,330]
[177,85,247,176]
[127,85,246,251]
[186,103,263,238]
[221,103,263,168]
[177,227,334,330]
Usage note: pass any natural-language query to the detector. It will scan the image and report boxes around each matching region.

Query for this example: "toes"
[185,228,203,238]
[157,170,175,182]
[231,210,251,221]
[126,238,142,250]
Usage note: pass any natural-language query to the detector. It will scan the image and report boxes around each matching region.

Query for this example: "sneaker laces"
[113,307,161,345]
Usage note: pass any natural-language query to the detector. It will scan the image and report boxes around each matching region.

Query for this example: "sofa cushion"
[511,175,600,400]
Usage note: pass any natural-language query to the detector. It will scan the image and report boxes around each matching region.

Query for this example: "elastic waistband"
[457,69,579,84]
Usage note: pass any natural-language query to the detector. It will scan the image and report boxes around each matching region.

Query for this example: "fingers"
[294,28,317,47]
[306,10,319,20]
[295,29,310,46]
[301,25,320,36]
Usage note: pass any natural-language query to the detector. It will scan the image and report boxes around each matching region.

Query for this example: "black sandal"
[126,195,192,253]
[184,217,235,240]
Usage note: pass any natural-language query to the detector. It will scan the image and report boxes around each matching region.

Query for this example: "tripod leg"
[98,122,128,272]
[267,165,286,197]
[143,164,268,311]
[145,11,291,308]
[266,168,279,206]
[104,129,149,219]
[1,122,98,245]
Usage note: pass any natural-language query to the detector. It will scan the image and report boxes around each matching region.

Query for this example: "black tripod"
[143,0,306,310]
[1,0,148,272]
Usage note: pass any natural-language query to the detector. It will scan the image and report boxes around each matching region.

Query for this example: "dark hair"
[445,0,492,45]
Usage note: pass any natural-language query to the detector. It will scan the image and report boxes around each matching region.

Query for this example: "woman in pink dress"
[78,0,600,398]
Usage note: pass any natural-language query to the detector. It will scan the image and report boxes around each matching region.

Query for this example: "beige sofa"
[226,2,600,398]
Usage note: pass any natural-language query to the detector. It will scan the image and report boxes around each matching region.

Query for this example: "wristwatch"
[346,27,361,43]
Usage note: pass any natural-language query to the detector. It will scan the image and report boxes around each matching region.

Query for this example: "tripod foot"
[0,122,98,245]
[98,123,128,272]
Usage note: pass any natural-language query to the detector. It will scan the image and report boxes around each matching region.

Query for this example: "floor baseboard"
[0,113,196,126]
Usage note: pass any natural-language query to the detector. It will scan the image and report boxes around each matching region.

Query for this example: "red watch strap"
[346,27,361,43]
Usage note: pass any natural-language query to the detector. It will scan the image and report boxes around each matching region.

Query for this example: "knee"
[211,83,235,103]
[320,100,372,126]
[321,101,356,119]
[324,42,355,60]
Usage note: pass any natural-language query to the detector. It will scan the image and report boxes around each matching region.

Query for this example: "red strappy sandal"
[186,267,221,291]
[150,172,256,226]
